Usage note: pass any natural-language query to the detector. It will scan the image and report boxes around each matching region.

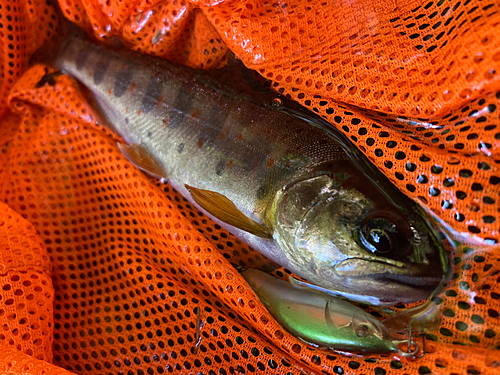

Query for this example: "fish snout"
[328,258,444,304]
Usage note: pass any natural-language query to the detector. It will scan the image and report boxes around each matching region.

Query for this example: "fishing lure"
[242,269,420,355]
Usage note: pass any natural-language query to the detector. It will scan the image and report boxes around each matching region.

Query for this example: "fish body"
[54,37,446,305]
[242,269,397,353]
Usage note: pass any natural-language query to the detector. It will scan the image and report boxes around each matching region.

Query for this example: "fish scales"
[54,38,446,305]
[56,39,347,234]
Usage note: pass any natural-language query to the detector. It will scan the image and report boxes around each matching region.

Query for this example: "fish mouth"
[362,272,442,288]
[327,258,444,304]
[332,258,444,289]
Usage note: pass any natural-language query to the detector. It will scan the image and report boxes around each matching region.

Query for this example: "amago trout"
[53,37,448,305]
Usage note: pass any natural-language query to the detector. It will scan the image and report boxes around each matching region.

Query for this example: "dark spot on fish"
[125,117,129,124]
[35,68,62,88]
[75,49,90,71]
[147,131,153,138]
[168,85,195,129]
[94,58,110,85]
[177,143,185,153]
[141,76,163,114]
[206,100,228,134]
[114,68,134,98]
[256,184,268,200]
[215,160,226,176]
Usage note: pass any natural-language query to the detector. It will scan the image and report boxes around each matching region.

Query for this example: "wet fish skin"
[54,37,446,305]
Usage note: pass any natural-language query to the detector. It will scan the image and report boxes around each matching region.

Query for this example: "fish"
[53,36,448,305]
[242,269,408,354]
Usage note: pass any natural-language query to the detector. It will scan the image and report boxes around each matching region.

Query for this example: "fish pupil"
[368,229,392,252]
[358,216,407,256]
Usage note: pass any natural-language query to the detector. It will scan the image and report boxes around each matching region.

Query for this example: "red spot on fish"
[227,160,234,168]
[266,158,275,168]
[265,126,272,134]
[125,108,129,114]
[163,117,169,127]
[219,129,229,140]
[138,108,143,116]
[155,95,164,107]
[129,82,137,93]
[191,109,200,118]
[120,64,126,70]
[237,134,243,141]
[197,138,205,149]
[108,88,113,95]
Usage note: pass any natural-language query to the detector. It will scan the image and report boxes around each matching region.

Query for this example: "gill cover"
[273,172,371,274]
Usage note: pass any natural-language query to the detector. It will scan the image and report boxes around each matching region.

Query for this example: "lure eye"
[354,322,374,337]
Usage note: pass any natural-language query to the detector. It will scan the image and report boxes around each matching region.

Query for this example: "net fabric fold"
[2,64,500,374]
[0,0,500,374]
[0,0,59,121]
[0,201,60,373]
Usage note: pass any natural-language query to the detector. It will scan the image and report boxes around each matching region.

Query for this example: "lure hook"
[394,339,420,357]
[393,320,426,358]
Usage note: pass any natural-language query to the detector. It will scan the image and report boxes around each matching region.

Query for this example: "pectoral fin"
[117,142,166,180]
[186,185,272,238]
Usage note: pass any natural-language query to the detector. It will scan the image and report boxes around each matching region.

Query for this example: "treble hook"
[415,322,426,359]
[395,320,426,358]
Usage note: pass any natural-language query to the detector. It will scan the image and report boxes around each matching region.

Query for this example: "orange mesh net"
[1,0,500,374]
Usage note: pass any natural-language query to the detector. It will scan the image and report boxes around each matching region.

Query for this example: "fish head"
[273,170,447,305]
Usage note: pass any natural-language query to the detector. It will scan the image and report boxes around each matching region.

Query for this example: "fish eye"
[367,228,392,253]
[358,215,410,257]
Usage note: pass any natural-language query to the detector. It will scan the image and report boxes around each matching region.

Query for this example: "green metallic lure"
[242,269,417,354]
